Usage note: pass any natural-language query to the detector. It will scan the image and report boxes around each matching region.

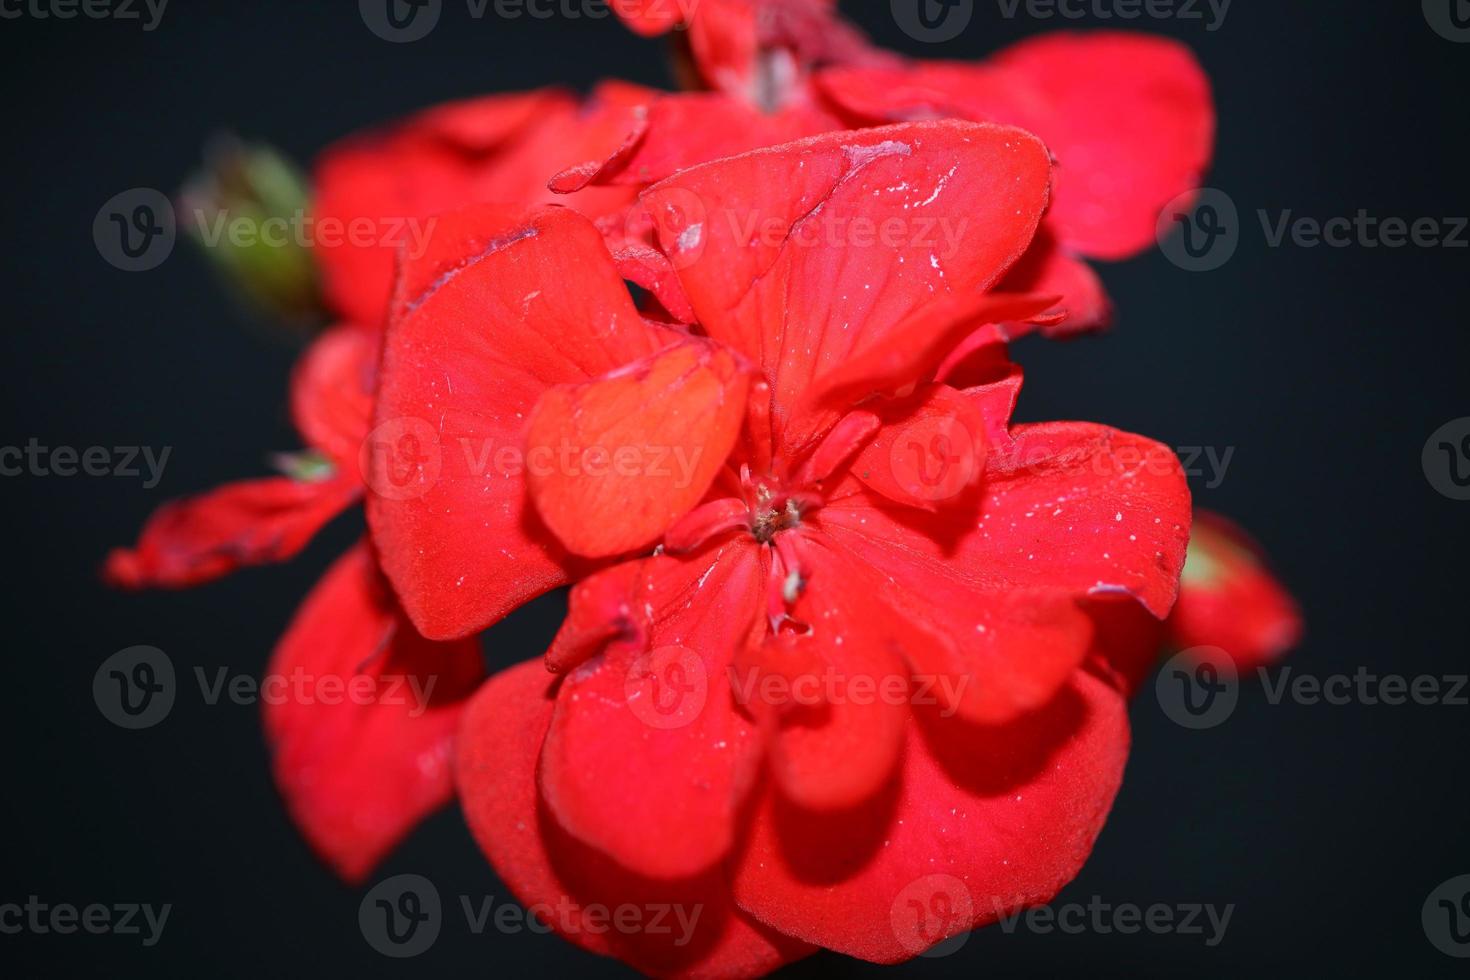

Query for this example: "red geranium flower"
[104,325,482,882]
[368,121,1192,975]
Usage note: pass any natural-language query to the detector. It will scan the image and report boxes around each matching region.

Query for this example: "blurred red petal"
[264,541,482,882]
[289,323,378,466]
[104,475,357,589]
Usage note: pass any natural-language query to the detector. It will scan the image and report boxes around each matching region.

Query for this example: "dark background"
[3,1,1467,976]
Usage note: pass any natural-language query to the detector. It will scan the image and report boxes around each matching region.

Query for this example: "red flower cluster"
[108,5,1300,975]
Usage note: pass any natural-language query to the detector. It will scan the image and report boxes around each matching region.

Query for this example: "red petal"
[1168,510,1302,671]
[827,416,1192,620]
[934,341,1023,416]
[456,659,814,977]
[104,476,358,589]
[411,88,574,152]
[997,225,1112,338]
[742,533,917,810]
[546,111,649,194]
[989,32,1215,259]
[366,205,668,640]
[732,668,1129,963]
[609,240,697,324]
[813,407,1191,723]
[263,541,482,882]
[988,421,1193,616]
[544,560,647,675]
[808,291,1058,408]
[593,94,836,189]
[795,409,881,486]
[822,34,1214,260]
[526,340,750,558]
[809,511,1093,726]
[289,323,378,466]
[608,0,690,35]
[312,86,648,328]
[847,384,988,511]
[311,89,575,327]
[539,544,767,879]
[664,497,752,554]
[642,120,1051,456]
[1084,596,1167,698]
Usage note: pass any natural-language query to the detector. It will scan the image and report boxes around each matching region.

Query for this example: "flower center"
[752,495,803,544]
[746,479,818,544]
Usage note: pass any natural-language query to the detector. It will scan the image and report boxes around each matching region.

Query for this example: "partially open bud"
[179,135,323,327]
[1169,510,1303,671]
[270,448,336,484]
